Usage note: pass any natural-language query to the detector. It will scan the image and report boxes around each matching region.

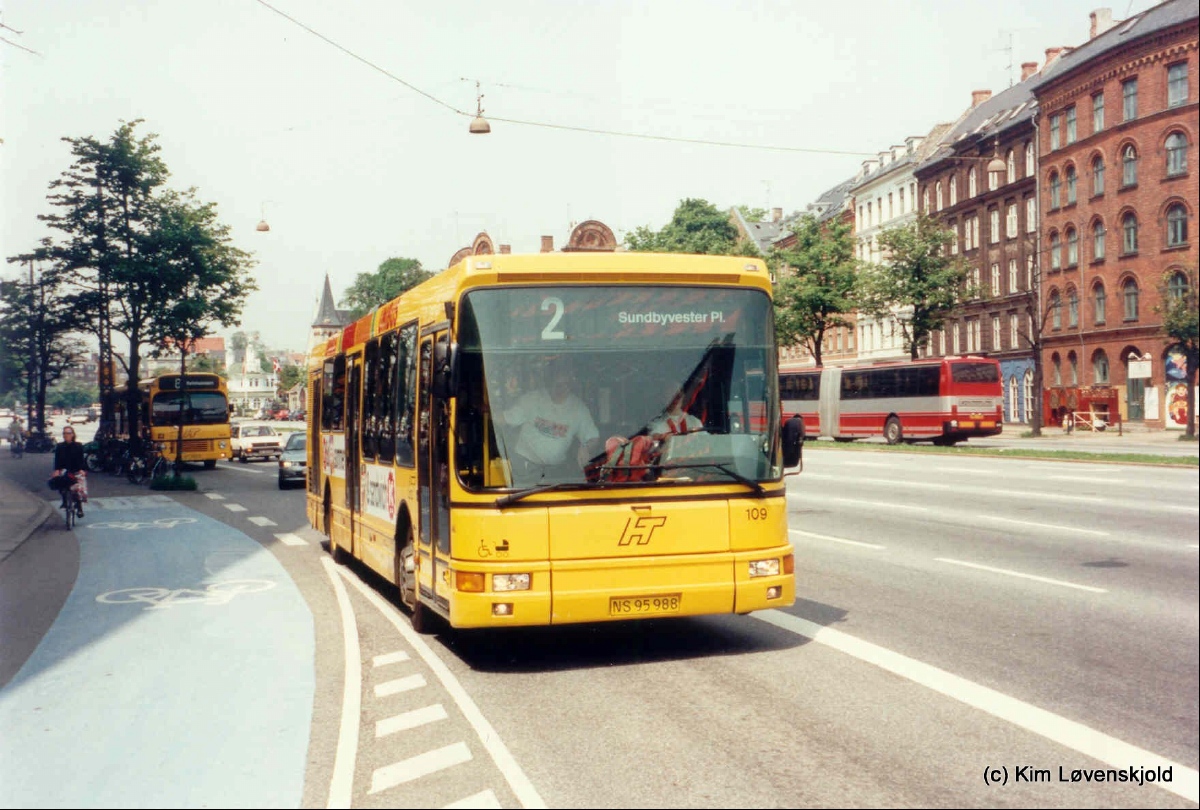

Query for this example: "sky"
[0,0,1157,354]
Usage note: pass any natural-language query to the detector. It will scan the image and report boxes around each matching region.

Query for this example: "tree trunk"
[176,348,188,475]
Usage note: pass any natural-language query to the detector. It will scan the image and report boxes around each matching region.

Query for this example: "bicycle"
[9,432,23,459]
[57,473,85,530]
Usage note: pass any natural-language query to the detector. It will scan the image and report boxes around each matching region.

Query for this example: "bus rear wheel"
[884,417,903,445]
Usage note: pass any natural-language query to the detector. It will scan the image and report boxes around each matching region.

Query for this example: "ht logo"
[618,506,667,546]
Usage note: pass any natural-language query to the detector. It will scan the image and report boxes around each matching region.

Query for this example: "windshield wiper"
[494,482,587,508]
[656,463,766,495]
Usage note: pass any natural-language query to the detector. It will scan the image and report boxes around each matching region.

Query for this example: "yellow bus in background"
[139,372,233,469]
[307,252,802,632]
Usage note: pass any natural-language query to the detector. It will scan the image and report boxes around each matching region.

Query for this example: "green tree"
[341,257,432,320]
[188,353,224,375]
[47,378,98,410]
[737,206,768,223]
[857,212,969,360]
[0,260,84,433]
[277,363,305,395]
[626,198,757,256]
[1159,266,1198,439]
[29,120,255,445]
[771,215,860,367]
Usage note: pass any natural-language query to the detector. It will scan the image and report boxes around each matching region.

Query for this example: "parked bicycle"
[128,443,168,485]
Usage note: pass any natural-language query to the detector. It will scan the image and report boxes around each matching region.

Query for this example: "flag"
[271,357,281,374]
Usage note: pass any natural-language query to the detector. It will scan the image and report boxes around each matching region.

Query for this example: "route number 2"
[541,297,565,341]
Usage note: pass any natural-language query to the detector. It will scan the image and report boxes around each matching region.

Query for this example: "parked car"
[230,421,285,462]
[278,431,306,489]
[68,409,90,425]
[290,409,306,422]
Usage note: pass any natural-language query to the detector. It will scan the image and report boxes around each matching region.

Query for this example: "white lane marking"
[375,674,427,697]
[369,742,472,795]
[218,463,268,475]
[754,610,1198,804]
[374,651,411,667]
[823,496,928,512]
[1048,475,1129,484]
[979,515,1109,537]
[935,557,1108,593]
[205,493,225,500]
[336,568,547,808]
[444,789,501,808]
[790,529,886,550]
[248,516,278,527]
[223,503,247,512]
[377,704,448,738]
[320,558,361,810]
[274,533,308,547]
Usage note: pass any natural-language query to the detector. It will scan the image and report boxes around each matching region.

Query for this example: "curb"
[0,500,55,566]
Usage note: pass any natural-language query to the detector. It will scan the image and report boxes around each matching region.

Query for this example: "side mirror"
[432,341,459,400]
[782,415,804,473]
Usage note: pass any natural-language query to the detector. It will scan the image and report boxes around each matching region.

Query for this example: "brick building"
[1033,1,1197,428]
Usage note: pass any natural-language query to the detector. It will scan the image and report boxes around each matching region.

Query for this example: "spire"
[313,274,341,327]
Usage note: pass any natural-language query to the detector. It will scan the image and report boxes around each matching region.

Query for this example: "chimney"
[540,235,554,253]
[1021,61,1039,81]
[971,89,992,107]
[772,207,782,223]
[1090,8,1116,39]
[1045,47,1065,66]
[499,244,511,254]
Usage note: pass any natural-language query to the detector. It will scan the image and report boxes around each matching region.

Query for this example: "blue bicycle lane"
[0,495,314,809]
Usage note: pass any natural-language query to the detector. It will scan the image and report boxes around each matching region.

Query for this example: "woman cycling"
[49,426,87,517]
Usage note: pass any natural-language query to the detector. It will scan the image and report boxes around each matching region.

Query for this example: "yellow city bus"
[138,372,233,468]
[307,252,802,632]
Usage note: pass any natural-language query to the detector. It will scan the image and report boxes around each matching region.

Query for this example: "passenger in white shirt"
[501,361,599,481]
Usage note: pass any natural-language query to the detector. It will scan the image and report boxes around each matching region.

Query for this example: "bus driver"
[499,359,599,482]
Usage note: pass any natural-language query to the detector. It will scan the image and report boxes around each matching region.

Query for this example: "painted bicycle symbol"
[88,517,198,530]
[95,579,277,610]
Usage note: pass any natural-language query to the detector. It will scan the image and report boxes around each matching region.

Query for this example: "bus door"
[416,330,452,610]
[819,367,841,438]
[345,356,362,550]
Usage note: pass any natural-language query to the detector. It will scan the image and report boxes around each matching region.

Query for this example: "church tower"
[310,274,348,353]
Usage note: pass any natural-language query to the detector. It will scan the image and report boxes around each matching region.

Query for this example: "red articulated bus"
[780,356,1003,446]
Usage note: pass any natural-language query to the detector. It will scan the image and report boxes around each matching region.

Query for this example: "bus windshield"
[454,285,780,490]
[151,391,229,426]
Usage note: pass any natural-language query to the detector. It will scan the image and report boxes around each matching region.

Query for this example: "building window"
[1050,114,1061,150]
[1006,149,1015,183]
[989,209,1000,243]
[1092,91,1104,132]
[969,318,981,352]
[1122,78,1137,121]
[1093,283,1106,324]
[1122,279,1139,321]
[952,323,960,354]
[1026,197,1036,233]
[964,218,974,251]
[1009,313,1019,348]
[923,189,930,213]
[1052,353,1062,385]
[1094,351,1110,384]
[1093,219,1106,260]
[1025,141,1034,176]
[991,315,1001,350]
[1168,270,1189,301]
[950,222,959,254]
[1049,172,1061,209]
[990,263,1000,296]
[1008,376,1018,421]
[949,178,957,206]
[968,168,977,197]
[1092,156,1105,196]
[1166,132,1188,176]
[1006,203,1017,238]
[899,187,906,213]
[1026,255,1034,288]
[888,192,894,220]
[1067,288,1079,327]
[971,266,981,297]
[1050,231,1062,269]
[1068,351,1079,385]
[936,182,943,211]
[1122,145,1138,187]
[1167,203,1188,246]
[1065,105,1076,144]
[1122,213,1138,254]
[1066,165,1078,204]
[1008,258,1018,292]
[972,216,980,248]
[1067,226,1078,266]
[1023,370,1034,418]
[1168,63,1188,108]
[1051,290,1062,329]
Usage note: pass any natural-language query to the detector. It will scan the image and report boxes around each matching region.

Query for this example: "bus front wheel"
[884,417,903,445]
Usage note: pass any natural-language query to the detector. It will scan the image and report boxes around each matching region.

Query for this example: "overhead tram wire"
[253,0,876,158]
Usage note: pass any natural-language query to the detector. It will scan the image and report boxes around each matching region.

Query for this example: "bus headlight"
[493,573,531,592]
[218,441,227,449]
[748,558,781,578]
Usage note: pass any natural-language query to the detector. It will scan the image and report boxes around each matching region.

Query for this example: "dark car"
[278,432,306,489]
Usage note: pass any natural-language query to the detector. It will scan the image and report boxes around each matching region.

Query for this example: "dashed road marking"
[375,674,427,698]
[248,516,277,527]
[369,742,472,795]
[274,533,308,546]
[224,503,247,513]
[374,651,411,667]
[444,789,501,808]
[376,705,448,738]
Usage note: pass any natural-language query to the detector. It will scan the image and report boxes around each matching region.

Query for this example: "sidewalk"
[0,470,54,566]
